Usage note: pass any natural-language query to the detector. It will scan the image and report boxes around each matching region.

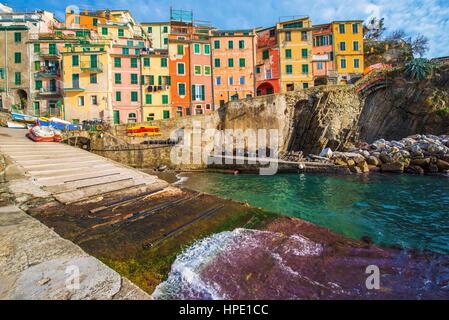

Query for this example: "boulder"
[427,163,439,173]
[436,159,449,171]
[379,153,392,164]
[346,159,355,167]
[350,166,363,174]
[405,165,425,175]
[357,160,370,173]
[367,156,380,166]
[334,158,347,166]
[410,158,430,167]
[319,148,333,159]
[381,162,404,173]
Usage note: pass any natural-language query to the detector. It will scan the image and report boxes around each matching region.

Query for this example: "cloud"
[12,0,449,57]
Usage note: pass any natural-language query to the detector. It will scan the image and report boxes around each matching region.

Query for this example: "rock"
[436,159,449,171]
[157,165,167,172]
[319,148,333,159]
[346,159,355,167]
[405,165,425,175]
[357,160,369,173]
[379,153,392,164]
[427,163,439,173]
[390,141,405,149]
[410,158,430,167]
[390,146,400,154]
[381,162,404,173]
[369,166,380,173]
[350,166,362,174]
[361,150,370,159]
[334,158,347,166]
[367,156,380,166]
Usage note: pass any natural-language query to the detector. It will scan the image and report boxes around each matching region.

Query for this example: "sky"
[7,0,449,58]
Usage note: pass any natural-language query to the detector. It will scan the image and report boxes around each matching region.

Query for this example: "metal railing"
[80,61,103,71]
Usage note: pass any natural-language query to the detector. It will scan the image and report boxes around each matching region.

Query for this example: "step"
[35,169,124,186]
[21,159,104,171]
[28,163,117,177]
[54,179,138,204]
[14,156,99,165]
[43,173,135,193]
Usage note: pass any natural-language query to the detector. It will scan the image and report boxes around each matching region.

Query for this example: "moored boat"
[7,121,27,129]
[26,125,62,142]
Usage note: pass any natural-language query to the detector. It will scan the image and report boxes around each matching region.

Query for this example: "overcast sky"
[8,0,449,58]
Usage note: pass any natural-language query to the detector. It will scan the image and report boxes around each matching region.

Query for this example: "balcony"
[80,61,103,72]
[36,87,62,97]
[35,68,60,78]
[38,50,61,59]
[312,54,330,62]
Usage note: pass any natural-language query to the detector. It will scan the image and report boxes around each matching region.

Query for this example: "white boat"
[7,121,27,129]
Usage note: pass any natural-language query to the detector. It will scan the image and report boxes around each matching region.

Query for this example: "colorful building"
[312,23,337,85]
[277,17,314,92]
[331,20,364,84]
[141,49,171,121]
[210,29,256,108]
[141,22,170,50]
[255,26,280,96]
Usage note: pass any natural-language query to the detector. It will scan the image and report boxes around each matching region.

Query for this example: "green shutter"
[192,84,196,100]
[302,48,308,58]
[194,43,200,54]
[131,58,137,68]
[162,95,168,104]
[214,58,220,68]
[115,73,121,84]
[163,110,170,119]
[204,44,210,54]
[90,74,97,83]
[14,72,21,85]
[14,32,21,42]
[49,43,56,54]
[177,63,185,74]
[166,76,171,85]
[158,75,162,85]
[72,55,79,66]
[177,44,184,55]
[131,91,138,102]
[35,80,42,90]
[228,40,233,49]
[102,27,108,35]
[149,75,154,85]
[144,57,150,67]
[161,58,167,67]
[145,94,152,104]
[239,58,245,67]
[131,74,138,84]
[285,49,292,58]
[34,61,40,71]
[302,64,309,74]
[14,52,21,63]
[286,65,292,74]
[114,57,121,67]
[263,50,269,59]
[116,91,121,101]
[118,29,124,37]
[214,40,220,49]
[239,40,244,49]
[228,58,234,67]
[33,43,40,53]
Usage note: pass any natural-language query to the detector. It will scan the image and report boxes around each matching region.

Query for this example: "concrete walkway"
[0,127,170,299]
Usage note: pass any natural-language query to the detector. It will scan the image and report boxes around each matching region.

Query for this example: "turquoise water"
[180,173,449,254]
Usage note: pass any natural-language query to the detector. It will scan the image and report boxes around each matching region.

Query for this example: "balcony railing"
[37,87,62,96]
[80,61,103,72]
[35,68,60,78]
[38,50,60,59]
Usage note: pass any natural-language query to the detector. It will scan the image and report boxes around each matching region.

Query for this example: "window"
[194,65,201,75]
[147,113,155,121]
[285,31,291,41]
[90,74,97,84]
[114,57,121,68]
[231,94,238,101]
[239,58,246,68]
[330,51,334,61]
[301,31,308,41]
[302,64,309,74]
[204,44,210,55]
[14,72,21,85]
[131,58,138,68]
[256,66,261,74]
[72,55,79,66]
[340,42,346,51]
[102,27,108,35]
[164,38,168,45]
[301,48,308,58]
[239,40,245,49]
[285,49,292,59]
[145,94,152,104]
[229,77,233,85]
[128,113,137,122]
[131,91,138,102]
[263,50,269,60]
[163,26,168,33]
[35,80,42,90]
[163,110,170,119]
[194,43,201,54]
[0,68,4,79]
[303,83,309,89]
[78,96,84,106]
[34,61,40,71]
[147,27,152,33]
[339,24,345,34]
[91,95,98,105]
[352,23,359,34]
[143,57,150,67]
[93,18,98,26]
[269,29,275,37]
[341,58,347,69]
[266,69,272,79]
[178,83,186,96]
[115,73,121,84]
[354,58,360,68]
[286,65,293,74]
[122,48,129,55]
[161,58,168,67]
[204,66,211,75]
[162,95,169,104]
[353,41,359,51]
[75,16,80,24]
[135,48,140,55]
[131,74,138,84]
[192,84,205,101]
[228,40,234,49]
[116,91,121,102]
[33,43,40,53]
[286,83,294,91]
[14,32,21,42]
[214,58,221,68]
[177,63,185,75]
[177,44,184,55]
[49,43,57,54]
[228,58,234,67]
[14,52,21,63]
[118,29,124,37]
[317,62,323,70]
[216,76,221,85]
[214,40,220,49]
[239,76,245,85]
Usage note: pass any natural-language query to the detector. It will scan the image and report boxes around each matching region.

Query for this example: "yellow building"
[141,22,170,50]
[277,17,314,92]
[62,42,112,123]
[331,20,364,83]
[141,50,171,121]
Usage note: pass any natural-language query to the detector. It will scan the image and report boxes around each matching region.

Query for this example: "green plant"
[404,58,441,81]
[427,88,449,115]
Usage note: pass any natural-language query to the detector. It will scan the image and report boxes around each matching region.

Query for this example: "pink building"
[111,40,143,123]
[312,23,336,85]
[190,40,213,115]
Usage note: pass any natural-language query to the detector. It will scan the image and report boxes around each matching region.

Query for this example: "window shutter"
[150,75,154,85]
[192,84,196,100]
[201,85,205,101]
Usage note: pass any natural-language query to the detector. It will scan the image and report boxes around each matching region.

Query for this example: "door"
[113,110,120,124]
[33,101,40,116]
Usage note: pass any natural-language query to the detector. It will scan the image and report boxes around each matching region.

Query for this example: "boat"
[7,121,27,129]
[11,112,38,123]
[26,125,62,142]
[127,125,162,137]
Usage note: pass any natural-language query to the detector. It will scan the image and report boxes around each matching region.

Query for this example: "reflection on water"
[179,173,449,254]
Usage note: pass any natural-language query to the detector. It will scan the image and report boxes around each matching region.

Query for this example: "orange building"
[210,29,256,108]
[65,7,108,30]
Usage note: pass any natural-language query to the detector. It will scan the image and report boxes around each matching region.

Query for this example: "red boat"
[26,126,62,142]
